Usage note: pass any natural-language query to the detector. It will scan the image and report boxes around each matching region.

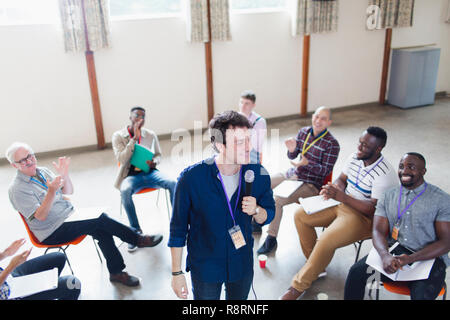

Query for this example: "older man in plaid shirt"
[257,106,340,254]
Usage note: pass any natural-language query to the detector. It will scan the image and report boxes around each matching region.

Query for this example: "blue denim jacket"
[168,157,275,283]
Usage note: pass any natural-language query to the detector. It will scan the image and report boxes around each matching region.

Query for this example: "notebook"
[298,195,341,215]
[273,180,303,198]
[130,144,154,173]
[8,267,58,299]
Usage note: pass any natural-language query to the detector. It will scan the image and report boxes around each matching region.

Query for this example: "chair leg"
[59,246,75,276]
[165,189,171,220]
[443,282,447,300]
[355,241,363,263]
[91,237,103,264]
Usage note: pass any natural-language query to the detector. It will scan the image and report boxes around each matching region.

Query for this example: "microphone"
[244,170,255,197]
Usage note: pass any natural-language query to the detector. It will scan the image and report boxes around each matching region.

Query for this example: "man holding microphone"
[168,111,275,300]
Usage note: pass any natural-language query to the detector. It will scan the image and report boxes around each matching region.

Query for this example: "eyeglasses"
[15,153,35,166]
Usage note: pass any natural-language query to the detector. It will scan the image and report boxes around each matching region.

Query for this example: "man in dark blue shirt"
[168,110,275,300]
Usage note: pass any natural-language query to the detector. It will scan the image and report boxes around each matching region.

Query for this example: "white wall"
[0,0,448,157]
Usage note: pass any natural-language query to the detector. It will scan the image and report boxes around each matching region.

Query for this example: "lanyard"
[301,129,328,156]
[397,183,427,222]
[355,156,384,187]
[128,127,141,144]
[215,163,242,226]
[30,172,48,190]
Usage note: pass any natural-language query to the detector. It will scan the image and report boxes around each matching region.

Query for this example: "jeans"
[120,169,176,231]
[12,252,80,300]
[344,254,447,300]
[43,213,139,274]
[191,273,253,300]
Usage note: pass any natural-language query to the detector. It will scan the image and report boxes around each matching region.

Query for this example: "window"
[109,0,182,19]
[0,0,59,25]
[231,0,287,11]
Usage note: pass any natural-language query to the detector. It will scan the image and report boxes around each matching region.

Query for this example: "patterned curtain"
[368,0,415,29]
[59,0,111,53]
[291,0,339,36]
[187,0,231,42]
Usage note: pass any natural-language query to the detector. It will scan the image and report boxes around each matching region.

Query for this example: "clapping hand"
[284,138,297,153]
[52,157,71,177]
[2,239,26,258]
[290,156,309,168]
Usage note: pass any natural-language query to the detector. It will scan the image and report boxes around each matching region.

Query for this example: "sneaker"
[257,235,277,255]
[128,230,142,252]
[251,220,262,234]
[109,272,140,287]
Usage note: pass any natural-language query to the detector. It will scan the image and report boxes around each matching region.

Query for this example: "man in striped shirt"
[257,107,340,254]
[280,126,398,300]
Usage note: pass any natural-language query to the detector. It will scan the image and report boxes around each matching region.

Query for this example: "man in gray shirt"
[344,152,450,300]
[7,142,163,287]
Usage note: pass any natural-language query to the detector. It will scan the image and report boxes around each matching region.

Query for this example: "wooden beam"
[205,0,214,122]
[301,35,310,117]
[379,28,392,105]
[81,0,105,149]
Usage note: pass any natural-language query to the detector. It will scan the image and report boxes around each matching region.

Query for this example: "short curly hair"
[209,110,251,152]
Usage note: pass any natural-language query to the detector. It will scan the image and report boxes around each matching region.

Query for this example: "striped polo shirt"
[343,152,398,201]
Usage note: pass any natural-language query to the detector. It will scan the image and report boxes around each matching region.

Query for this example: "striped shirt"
[343,153,398,201]
[287,126,340,190]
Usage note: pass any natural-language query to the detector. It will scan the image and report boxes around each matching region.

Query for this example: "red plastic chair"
[19,213,102,275]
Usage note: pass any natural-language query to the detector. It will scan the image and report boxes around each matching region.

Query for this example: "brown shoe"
[279,286,304,300]
[137,234,163,248]
[109,272,140,287]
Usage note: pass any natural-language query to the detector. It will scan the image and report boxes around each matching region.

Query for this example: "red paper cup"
[258,254,267,268]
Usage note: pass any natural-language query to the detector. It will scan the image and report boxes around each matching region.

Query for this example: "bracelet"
[172,271,184,276]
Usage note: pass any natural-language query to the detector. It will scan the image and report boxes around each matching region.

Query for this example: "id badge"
[228,225,246,250]
[392,225,399,241]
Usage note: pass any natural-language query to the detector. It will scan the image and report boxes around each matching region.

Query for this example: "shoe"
[137,234,163,248]
[257,236,277,255]
[110,272,140,287]
[318,271,327,278]
[279,286,304,300]
[251,220,262,234]
[128,230,142,252]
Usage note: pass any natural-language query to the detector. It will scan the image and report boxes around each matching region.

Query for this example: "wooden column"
[300,35,310,117]
[379,28,392,105]
[205,0,215,122]
[81,0,105,149]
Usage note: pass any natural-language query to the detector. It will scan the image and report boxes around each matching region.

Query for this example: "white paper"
[298,195,340,215]
[366,246,435,281]
[65,206,109,222]
[8,267,58,299]
[273,180,303,198]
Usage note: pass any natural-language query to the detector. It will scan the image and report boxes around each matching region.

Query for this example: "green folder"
[130,144,154,173]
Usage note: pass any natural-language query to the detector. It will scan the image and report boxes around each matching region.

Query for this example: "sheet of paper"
[65,207,109,222]
[8,267,58,299]
[298,195,340,215]
[273,180,303,198]
[366,246,435,281]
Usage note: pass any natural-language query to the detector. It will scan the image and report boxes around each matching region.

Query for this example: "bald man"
[257,107,340,255]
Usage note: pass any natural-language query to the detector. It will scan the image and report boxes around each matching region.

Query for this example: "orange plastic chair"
[19,213,102,275]
[371,280,447,300]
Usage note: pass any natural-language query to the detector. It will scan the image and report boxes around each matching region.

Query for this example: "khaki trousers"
[268,173,319,238]
[291,203,372,292]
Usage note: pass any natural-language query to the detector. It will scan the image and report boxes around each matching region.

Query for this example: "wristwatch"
[255,206,261,216]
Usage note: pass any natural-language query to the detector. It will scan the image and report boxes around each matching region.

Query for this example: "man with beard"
[344,153,450,300]
[280,127,398,299]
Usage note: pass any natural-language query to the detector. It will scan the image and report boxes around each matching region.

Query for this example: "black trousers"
[344,254,446,300]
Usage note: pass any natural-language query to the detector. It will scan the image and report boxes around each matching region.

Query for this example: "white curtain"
[290,0,339,36]
[186,0,231,42]
[59,0,111,52]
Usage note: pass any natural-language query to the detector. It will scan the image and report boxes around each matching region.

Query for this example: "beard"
[399,174,415,187]
[356,151,374,161]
